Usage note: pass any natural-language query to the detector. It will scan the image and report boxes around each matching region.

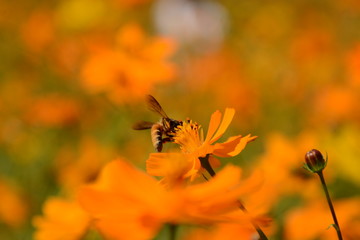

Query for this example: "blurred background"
[1,0,360,239]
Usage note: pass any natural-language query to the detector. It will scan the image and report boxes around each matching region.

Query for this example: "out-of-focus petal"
[186,165,242,200]
[0,180,28,227]
[116,23,144,49]
[147,153,202,185]
[180,165,263,224]
[143,38,177,60]
[78,159,175,240]
[33,197,90,240]
[146,153,189,176]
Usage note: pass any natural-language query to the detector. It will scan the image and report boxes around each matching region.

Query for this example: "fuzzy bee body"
[133,95,182,152]
[151,123,164,152]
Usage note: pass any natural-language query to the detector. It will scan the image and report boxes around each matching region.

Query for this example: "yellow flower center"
[173,120,203,154]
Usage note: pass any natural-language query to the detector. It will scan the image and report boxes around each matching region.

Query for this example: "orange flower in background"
[182,50,260,127]
[81,23,176,105]
[285,198,360,240]
[184,222,273,240]
[242,132,321,215]
[347,43,360,88]
[33,197,91,240]
[312,85,359,125]
[79,158,262,240]
[24,95,81,127]
[20,9,55,54]
[147,108,257,180]
[55,137,116,194]
[0,179,28,228]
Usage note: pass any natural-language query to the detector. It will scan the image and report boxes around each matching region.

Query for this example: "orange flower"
[146,152,198,188]
[33,197,91,240]
[184,222,273,240]
[284,198,360,240]
[182,50,260,127]
[20,9,54,53]
[55,137,116,194]
[0,179,28,227]
[81,23,176,105]
[174,108,256,157]
[147,108,256,180]
[78,159,178,240]
[245,132,321,214]
[78,158,260,240]
[25,95,81,127]
[346,43,360,88]
[312,85,359,125]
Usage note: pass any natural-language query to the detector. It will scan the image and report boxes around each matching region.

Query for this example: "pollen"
[173,119,203,153]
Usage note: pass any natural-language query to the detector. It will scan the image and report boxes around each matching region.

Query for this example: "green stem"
[317,171,343,240]
[199,155,268,240]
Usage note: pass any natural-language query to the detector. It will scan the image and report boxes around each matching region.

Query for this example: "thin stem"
[199,155,216,177]
[317,171,343,240]
[169,224,177,240]
[238,201,268,240]
[199,155,268,240]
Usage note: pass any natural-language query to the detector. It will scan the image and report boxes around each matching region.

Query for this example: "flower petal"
[78,159,174,240]
[210,108,235,143]
[181,165,263,223]
[79,187,162,240]
[33,198,90,240]
[146,153,192,177]
[213,134,257,157]
[204,110,222,143]
[147,153,201,186]
[80,159,167,211]
[209,155,221,169]
[187,165,242,200]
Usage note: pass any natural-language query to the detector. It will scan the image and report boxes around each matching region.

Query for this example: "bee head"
[170,119,182,129]
[163,118,182,132]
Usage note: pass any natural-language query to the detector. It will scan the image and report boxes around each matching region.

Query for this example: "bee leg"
[155,134,163,152]
[156,137,172,152]
[156,142,163,152]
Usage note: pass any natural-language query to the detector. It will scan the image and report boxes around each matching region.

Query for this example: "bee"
[132,95,182,152]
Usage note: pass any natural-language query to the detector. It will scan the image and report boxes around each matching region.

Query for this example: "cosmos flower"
[285,198,360,240]
[55,137,116,194]
[183,221,273,240]
[78,158,260,240]
[25,94,81,127]
[81,23,176,105]
[0,179,28,228]
[33,197,91,240]
[147,108,256,180]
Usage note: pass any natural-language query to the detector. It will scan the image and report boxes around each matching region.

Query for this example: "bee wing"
[132,121,154,130]
[147,95,169,118]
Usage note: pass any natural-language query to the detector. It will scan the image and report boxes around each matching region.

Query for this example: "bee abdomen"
[151,124,163,152]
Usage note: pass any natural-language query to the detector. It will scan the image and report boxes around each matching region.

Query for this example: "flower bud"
[304,149,327,173]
